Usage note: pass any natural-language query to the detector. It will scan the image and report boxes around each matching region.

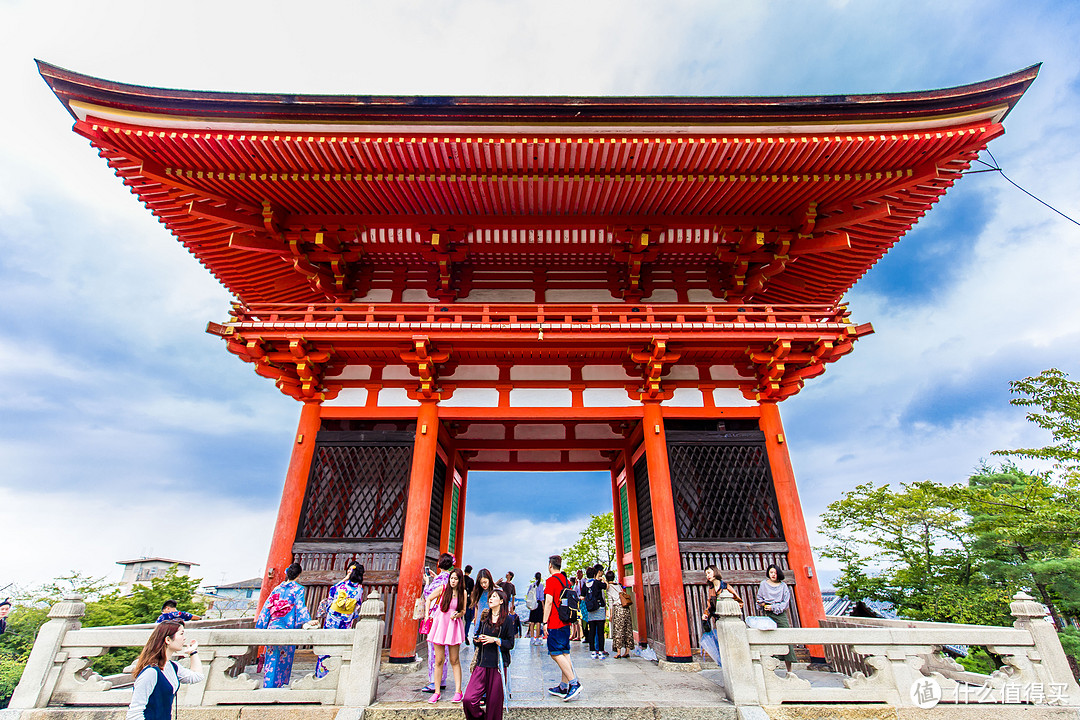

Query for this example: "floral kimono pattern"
[423,571,450,686]
[314,580,364,678]
[255,580,311,688]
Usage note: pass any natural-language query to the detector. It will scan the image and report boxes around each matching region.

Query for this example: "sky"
[1,0,1079,598]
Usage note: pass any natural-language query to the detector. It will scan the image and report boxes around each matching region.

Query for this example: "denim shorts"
[547,625,571,656]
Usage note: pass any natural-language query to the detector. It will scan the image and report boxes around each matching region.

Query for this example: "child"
[463,588,516,720]
[426,566,466,703]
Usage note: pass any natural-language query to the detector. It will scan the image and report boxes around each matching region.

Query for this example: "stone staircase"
[363,702,738,719]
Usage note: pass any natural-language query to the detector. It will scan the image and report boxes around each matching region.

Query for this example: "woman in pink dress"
[426,566,466,703]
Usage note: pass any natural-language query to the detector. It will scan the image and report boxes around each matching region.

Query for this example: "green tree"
[818,480,1010,624]
[952,466,1080,629]
[0,567,207,705]
[562,513,617,574]
[994,368,1080,471]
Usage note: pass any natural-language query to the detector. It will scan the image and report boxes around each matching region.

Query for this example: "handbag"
[412,598,425,620]
[619,587,633,607]
[700,618,712,635]
[419,616,433,635]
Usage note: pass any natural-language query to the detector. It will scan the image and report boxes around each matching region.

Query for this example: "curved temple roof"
[39,61,1037,128]
[38,62,1038,307]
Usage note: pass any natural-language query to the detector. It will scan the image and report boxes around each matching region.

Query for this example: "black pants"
[588,619,606,653]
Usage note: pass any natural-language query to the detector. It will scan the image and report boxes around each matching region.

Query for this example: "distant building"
[116,557,199,593]
[203,578,261,618]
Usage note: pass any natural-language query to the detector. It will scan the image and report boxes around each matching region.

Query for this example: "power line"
[967,150,1080,227]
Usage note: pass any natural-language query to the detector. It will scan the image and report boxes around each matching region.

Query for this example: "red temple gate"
[41,61,1036,664]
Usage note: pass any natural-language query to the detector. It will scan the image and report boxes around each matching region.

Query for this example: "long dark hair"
[440,568,466,613]
[132,621,183,678]
[705,564,724,589]
[479,588,508,629]
[349,563,365,585]
[471,568,494,607]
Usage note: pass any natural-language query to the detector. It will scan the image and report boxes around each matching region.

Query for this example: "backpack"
[525,583,538,610]
[556,575,579,624]
[584,579,604,612]
[266,591,292,620]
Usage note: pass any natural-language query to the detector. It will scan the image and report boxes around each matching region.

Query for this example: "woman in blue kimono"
[314,562,365,678]
[256,562,314,688]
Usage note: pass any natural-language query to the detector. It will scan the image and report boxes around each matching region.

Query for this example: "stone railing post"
[8,594,85,709]
[1010,591,1080,702]
[713,589,760,706]
[341,590,386,709]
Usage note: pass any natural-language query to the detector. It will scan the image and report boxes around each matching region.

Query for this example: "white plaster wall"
[545,288,617,302]
[353,288,394,302]
[712,388,757,407]
[662,388,706,407]
[473,450,511,463]
[569,450,606,463]
[456,424,505,440]
[510,365,571,381]
[402,288,439,302]
[640,288,678,302]
[575,424,623,439]
[322,388,369,406]
[510,388,573,407]
[514,424,566,439]
[582,366,635,381]
[687,288,723,302]
[439,388,501,407]
[518,450,562,463]
[382,365,417,381]
[378,388,420,406]
[441,365,501,381]
[465,288,535,302]
[710,365,746,381]
[665,365,700,381]
[583,388,638,407]
[325,365,371,380]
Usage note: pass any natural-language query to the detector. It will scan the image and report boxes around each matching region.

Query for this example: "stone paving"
[377,636,733,707]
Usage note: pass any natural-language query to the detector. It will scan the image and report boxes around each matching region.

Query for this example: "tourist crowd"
[126,553,789,720]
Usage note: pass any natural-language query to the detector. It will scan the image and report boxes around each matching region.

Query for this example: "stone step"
[364,701,738,720]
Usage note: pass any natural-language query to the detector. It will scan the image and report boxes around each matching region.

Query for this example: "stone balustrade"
[714,589,1080,708]
[6,591,385,715]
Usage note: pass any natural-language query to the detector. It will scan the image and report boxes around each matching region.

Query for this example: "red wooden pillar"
[641,402,692,663]
[389,400,440,663]
[621,449,649,644]
[258,400,322,611]
[454,468,468,561]
[759,402,825,658]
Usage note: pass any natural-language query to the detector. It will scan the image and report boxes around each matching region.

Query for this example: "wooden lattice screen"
[297,431,415,541]
[665,430,785,541]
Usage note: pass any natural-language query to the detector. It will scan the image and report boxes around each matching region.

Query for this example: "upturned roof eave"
[37,60,1039,128]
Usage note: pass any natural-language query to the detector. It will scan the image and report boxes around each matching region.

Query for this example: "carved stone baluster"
[8,594,86,709]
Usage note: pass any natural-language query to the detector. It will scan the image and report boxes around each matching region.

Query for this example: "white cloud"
[0,485,274,591]
[461,512,591,585]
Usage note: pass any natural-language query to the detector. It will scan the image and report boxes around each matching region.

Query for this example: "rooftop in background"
[38,62,1038,308]
[213,578,262,590]
[116,557,199,567]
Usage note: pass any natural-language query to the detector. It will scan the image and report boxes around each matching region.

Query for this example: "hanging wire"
[966,150,1080,227]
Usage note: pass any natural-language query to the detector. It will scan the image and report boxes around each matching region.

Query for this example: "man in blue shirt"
[155,599,201,624]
